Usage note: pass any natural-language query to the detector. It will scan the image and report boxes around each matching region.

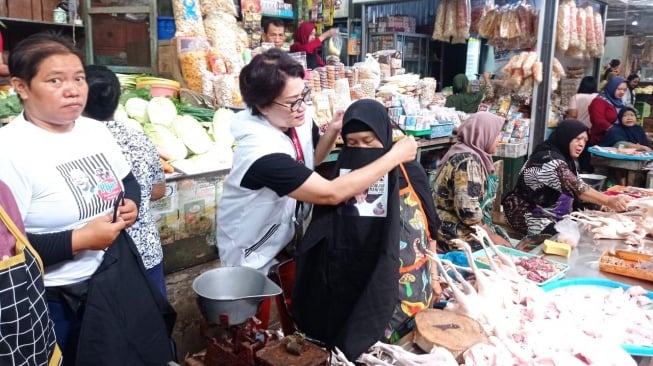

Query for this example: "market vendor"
[289,22,339,69]
[589,76,628,147]
[432,111,509,252]
[216,48,417,273]
[444,72,493,114]
[292,99,441,360]
[262,18,286,49]
[601,106,651,151]
[503,120,631,236]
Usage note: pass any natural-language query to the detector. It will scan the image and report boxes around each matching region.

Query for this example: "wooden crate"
[7,0,33,19]
[0,0,7,17]
[41,0,60,22]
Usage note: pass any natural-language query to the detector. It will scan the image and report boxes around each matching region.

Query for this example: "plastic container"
[472,246,569,286]
[157,16,176,40]
[430,122,454,139]
[136,77,180,98]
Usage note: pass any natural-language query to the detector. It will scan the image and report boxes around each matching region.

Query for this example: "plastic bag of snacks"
[201,0,238,17]
[173,0,206,37]
[178,38,212,93]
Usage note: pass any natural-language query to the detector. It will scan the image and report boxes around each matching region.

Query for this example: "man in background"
[263,18,286,49]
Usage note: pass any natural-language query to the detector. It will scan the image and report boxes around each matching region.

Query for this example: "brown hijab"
[436,111,504,176]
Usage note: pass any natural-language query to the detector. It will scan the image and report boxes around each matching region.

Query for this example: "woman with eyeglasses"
[216,48,417,274]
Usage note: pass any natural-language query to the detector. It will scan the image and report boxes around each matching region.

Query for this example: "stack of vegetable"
[117,91,236,174]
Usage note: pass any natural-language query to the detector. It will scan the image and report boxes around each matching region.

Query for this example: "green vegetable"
[143,124,187,161]
[113,104,129,123]
[212,108,235,147]
[172,115,214,155]
[147,97,178,127]
[119,88,151,105]
[177,104,215,122]
[0,94,23,120]
[125,97,150,124]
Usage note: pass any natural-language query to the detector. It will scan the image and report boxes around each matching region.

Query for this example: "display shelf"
[261,12,294,20]
[367,32,430,76]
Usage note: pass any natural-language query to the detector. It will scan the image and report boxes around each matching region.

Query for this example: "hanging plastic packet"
[328,32,342,56]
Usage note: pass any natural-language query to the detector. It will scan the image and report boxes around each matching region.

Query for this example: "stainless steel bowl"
[192,266,282,325]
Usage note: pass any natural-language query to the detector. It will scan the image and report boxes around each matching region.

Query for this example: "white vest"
[216,109,314,270]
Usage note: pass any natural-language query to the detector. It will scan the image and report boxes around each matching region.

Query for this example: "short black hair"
[263,18,285,34]
[84,65,121,121]
[627,73,640,82]
[239,48,304,116]
[8,31,83,85]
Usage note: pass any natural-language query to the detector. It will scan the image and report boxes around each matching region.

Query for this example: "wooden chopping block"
[413,309,488,359]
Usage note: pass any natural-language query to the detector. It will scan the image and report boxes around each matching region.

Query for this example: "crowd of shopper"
[1,30,650,364]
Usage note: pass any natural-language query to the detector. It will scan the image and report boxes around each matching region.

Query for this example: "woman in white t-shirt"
[566,76,598,173]
[0,32,174,365]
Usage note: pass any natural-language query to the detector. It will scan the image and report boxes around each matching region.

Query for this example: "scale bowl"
[192,266,282,325]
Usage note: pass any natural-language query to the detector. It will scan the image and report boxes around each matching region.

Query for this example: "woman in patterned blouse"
[503,120,630,236]
[83,65,168,296]
[432,112,508,252]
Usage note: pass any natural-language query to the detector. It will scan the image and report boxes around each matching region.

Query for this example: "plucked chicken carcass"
[566,210,647,245]
[422,226,643,366]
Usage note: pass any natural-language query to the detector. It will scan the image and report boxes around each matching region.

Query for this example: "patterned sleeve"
[143,135,165,184]
[453,156,486,226]
[554,160,590,199]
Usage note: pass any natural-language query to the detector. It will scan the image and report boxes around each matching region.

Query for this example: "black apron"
[293,147,400,360]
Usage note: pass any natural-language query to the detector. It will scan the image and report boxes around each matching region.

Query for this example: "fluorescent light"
[632,20,639,25]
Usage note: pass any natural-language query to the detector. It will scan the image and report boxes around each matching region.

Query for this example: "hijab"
[598,76,626,109]
[445,74,486,113]
[435,111,504,176]
[602,107,649,147]
[531,119,589,175]
[294,22,315,45]
[293,99,399,360]
[452,73,470,94]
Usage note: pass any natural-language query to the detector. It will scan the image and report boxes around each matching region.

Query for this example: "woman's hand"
[604,194,631,212]
[117,198,139,227]
[319,28,339,41]
[328,109,344,134]
[431,276,443,303]
[390,135,418,163]
[72,215,126,253]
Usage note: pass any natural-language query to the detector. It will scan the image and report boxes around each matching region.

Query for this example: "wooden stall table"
[588,146,653,187]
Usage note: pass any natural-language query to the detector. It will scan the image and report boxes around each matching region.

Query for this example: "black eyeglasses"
[271,89,311,112]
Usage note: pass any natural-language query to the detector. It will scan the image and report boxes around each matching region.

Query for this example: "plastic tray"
[472,246,569,286]
[589,146,653,161]
[541,277,653,356]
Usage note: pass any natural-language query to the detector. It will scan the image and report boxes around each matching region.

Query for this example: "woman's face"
[308,29,316,42]
[486,133,502,155]
[629,77,640,89]
[621,110,637,127]
[614,82,628,99]
[345,131,382,148]
[569,132,588,158]
[11,54,87,133]
[259,76,307,131]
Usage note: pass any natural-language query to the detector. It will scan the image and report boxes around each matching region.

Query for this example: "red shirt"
[588,97,618,145]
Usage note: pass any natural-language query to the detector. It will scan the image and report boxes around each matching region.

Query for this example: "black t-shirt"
[241,124,320,196]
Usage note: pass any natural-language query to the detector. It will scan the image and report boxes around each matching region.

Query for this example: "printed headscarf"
[435,111,504,176]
